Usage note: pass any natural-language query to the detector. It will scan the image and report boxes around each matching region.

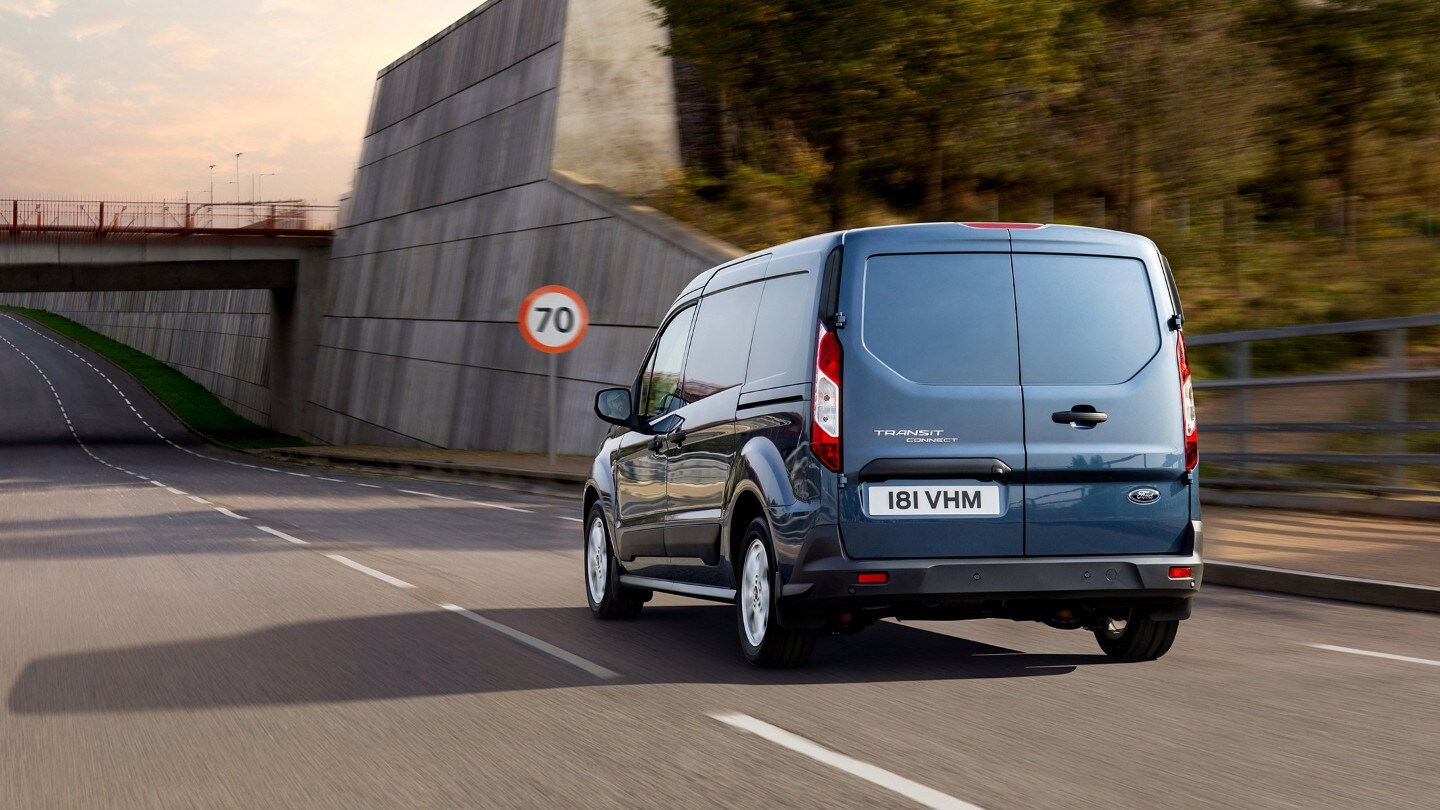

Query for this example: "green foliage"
[649,0,1440,343]
[0,307,306,450]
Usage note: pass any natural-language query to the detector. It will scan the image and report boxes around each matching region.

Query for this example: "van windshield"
[860,252,1019,385]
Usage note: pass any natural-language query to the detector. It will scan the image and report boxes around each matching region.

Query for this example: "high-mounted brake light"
[1177,332,1198,470]
[812,324,842,471]
[960,222,1044,229]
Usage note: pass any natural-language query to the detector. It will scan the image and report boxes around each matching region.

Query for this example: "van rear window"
[861,253,1019,385]
[1013,254,1160,384]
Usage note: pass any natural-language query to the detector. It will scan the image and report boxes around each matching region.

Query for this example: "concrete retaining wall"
[304,0,741,453]
[1,288,276,426]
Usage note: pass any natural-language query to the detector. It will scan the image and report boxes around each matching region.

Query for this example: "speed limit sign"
[518,285,589,353]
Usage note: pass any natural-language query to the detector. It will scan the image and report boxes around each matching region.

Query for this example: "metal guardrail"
[1,198,337,238]
[1190,313,1439,495]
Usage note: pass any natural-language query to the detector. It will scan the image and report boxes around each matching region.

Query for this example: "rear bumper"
[782,524,1202,609]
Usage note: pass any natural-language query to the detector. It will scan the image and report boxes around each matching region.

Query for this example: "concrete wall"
[304,0,740,454]
[1,288,277,426]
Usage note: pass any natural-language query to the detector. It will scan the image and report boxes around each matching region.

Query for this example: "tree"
[889,0,1079,219]
[653,1,910,229]
[1246,0,1440,250]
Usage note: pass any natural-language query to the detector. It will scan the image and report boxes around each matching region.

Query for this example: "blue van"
[586,223,1201,667]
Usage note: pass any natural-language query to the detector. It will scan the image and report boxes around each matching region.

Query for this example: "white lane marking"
[1306,644,1440,667]
[148,481,167,487]
[559,516,584,523]
[258,526,309,546]
[324,554,414,588]
[318,477,343,483]
[399,489,462,502]
[166,487,187,496]
[356,483,382,489]
[285,471,310,478]
[468,500,533,514]
[437,602,619,680]
[214,507,248,520]
[710,713,983,810]
[188,495,212,505]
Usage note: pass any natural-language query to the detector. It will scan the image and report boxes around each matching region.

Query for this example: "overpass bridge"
[0,197,336,436]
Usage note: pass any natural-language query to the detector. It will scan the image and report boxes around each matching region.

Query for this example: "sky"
[0,0,485,206]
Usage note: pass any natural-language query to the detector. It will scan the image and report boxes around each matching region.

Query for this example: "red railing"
[1,198,337,238]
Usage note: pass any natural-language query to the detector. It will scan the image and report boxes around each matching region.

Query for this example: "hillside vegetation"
[647,0,1440,339]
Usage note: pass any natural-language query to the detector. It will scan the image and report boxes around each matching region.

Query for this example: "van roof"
[681,223,1160,300]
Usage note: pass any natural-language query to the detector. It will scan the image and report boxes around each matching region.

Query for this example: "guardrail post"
[1386,328,1408,487]
[1230,341,1252,477]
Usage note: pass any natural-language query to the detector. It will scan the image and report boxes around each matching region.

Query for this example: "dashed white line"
[356,483,382,489]
[148,481,167,488]
[468,500,533,513]
[318,477,343,483]
[399,489,462,502]
[258,526,310,546]
[214,507,248,520]
[559,516,584,523]
[709,713,984,810]
[285,471,310,478]
[188,495,212,505]
[437,602,619,680]
[1306,644,1440,667]
[166,487,187,496]
[325,554,414,588]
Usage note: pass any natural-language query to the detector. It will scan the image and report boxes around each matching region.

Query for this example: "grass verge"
[1,306,308,450]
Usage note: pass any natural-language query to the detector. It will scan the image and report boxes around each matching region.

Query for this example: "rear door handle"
[1052,408,1108,425]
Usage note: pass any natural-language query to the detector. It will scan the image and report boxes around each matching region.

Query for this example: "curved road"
[1,312,1436,808]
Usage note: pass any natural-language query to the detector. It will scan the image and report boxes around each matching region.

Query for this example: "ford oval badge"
[1129,487,1161,505]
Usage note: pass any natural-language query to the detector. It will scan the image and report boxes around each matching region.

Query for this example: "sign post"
[518,285,589,465]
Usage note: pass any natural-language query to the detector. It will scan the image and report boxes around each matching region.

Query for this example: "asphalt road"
[2,311,1437,809]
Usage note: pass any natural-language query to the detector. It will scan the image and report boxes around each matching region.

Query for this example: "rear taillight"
[812,324,842,471]
[1177,332,1198,470]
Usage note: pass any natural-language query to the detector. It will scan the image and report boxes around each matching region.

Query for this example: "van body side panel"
[835,229,1026,559]
[1012,249,1191,556]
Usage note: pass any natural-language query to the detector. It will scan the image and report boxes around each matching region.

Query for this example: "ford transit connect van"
[585,223,1201,668]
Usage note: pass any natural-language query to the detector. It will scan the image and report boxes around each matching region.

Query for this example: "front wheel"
[736,519,816,668]
[584,505,645,620]
[1093,607,1178,660]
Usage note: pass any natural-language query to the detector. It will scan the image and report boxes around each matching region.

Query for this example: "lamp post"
[234,152,243,203]
[256,172,277,202]
[208,164,216,205]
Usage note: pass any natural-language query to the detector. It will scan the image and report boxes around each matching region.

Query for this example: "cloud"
[0,0,60,18]
[145,22,220,68]
[0,45,39,87]
[69,15,130,41]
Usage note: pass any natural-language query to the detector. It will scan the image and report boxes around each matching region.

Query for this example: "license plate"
[865,484,1001,517]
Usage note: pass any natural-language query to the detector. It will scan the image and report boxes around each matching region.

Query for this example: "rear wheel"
[736,519,816,668]
[584,505,645,620]
[1093,607,1178,660]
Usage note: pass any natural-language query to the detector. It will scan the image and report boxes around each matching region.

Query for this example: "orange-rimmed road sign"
[519,285,589,354]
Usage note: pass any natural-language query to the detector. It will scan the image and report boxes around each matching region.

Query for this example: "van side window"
[639,305,696,420]
[680,283,763,402]
[745,273,815,390]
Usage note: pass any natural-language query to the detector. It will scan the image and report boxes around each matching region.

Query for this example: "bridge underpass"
[0,203,334,437]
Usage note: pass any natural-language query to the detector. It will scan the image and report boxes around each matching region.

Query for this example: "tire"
[1093,607,1179,660]
[584,505,645,620]
[736,518,816,668]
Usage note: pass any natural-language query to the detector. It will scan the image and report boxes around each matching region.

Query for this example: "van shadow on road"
[7,606,1116,714]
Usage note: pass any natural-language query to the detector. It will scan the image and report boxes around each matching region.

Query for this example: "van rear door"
[836,229,1025,559]
[1012,251,1190,556]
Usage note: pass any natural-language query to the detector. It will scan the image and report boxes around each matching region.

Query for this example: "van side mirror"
[594,387,637,428]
